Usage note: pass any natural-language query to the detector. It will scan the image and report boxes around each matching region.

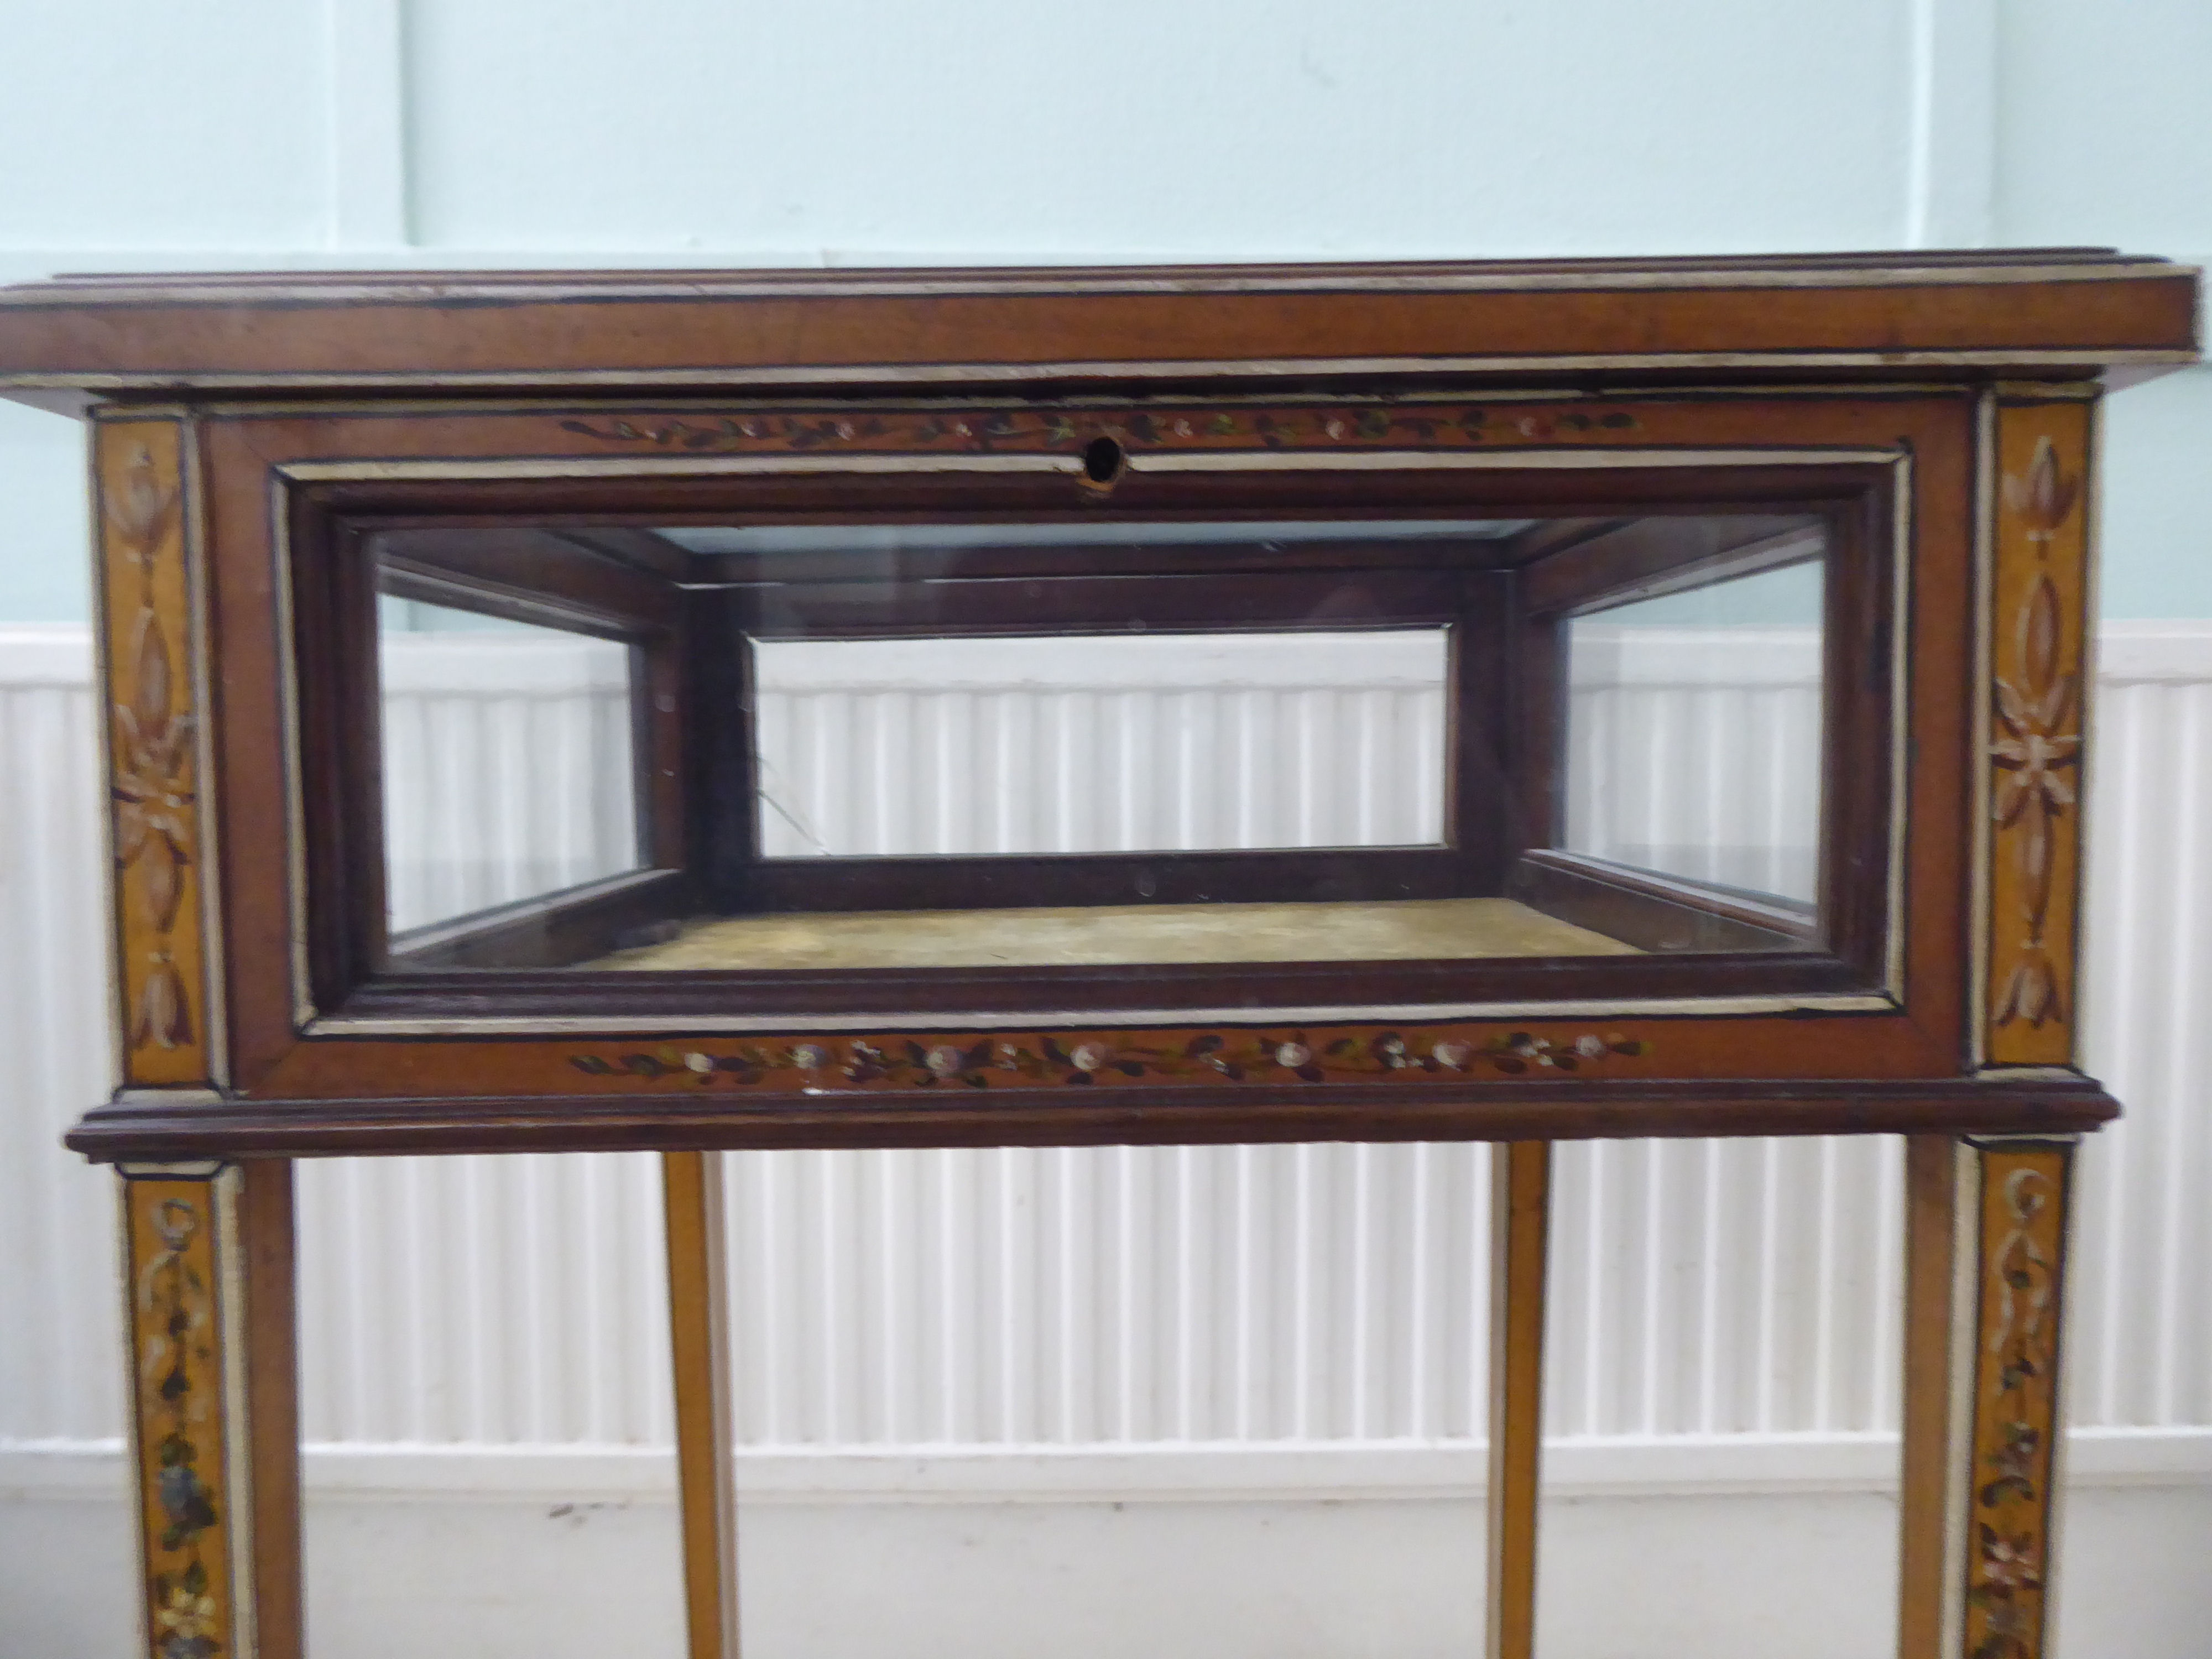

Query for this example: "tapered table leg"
[1898,1135,2076,1659]
[119,1158,300,1659]
[1487,1141,1551,1659]
[665,1150,741,1659]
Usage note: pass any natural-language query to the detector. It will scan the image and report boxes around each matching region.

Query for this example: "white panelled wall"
[3,623,2209,1483]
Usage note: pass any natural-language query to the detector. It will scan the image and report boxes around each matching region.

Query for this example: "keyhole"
[1082,435,1126,489]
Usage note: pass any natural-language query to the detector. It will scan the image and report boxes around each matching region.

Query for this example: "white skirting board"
[7,1427,2210,1501]
[5,1465,2210,1659]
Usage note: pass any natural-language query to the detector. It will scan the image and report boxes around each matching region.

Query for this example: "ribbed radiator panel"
[750,633,1449,858]
[2074,626,2212,1432]
[0,628,123,1445]
[2,622,2205,1455]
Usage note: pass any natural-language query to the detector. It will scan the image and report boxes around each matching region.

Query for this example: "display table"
[0,250,2195,1659]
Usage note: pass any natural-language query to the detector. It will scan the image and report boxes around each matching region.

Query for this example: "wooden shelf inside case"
[596,895,1639,971]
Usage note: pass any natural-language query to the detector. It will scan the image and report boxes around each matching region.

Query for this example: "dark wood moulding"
[66,1076,2119,1161]
[0,252,2195,407]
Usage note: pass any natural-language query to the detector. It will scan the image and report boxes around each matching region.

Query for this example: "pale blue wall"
[1,1,2207,619]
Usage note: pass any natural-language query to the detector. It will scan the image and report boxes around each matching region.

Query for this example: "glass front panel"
[376,594,643,935]
[361,507,1862,982]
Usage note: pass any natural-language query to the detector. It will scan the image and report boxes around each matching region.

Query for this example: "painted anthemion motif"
[124,1174,236,1659]
[1987,405,2091,1067]
[1963,1142,2070,1659]
[99,420,212,1086]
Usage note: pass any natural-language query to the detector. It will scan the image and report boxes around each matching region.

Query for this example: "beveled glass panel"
[1563,556,1825,907]
[376,594,643,935]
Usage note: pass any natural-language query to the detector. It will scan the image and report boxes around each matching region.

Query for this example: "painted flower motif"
[1574,1034,1606,1058]
[156,1584,217,1641]
[789,1043,830,1070]
[684,1051,713,1074]
[1274,1042,1312,1069]
[1431,1040,1472,1070]
[1977,1524,2042,1594]
[1979,1421,2040,1506]
[1067,1042,1109,1073]
[156,1463,218,1536]
[1373,1033,1410,1068]
[925,1045,966,1077]
[155,1576,220,1659]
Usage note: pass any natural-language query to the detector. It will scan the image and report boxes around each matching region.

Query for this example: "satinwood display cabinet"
[0,249,2198,1658]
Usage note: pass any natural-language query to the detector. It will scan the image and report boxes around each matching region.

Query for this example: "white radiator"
[2,622,2206,1480]
[750,630,1449,858]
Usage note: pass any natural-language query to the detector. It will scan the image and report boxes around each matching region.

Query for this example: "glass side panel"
[377,594,643,935]
[750,630,1448,858]
[1562,556,1826,907]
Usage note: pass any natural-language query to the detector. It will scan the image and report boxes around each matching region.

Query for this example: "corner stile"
[1984,398,2095,1068]
[97,416,220,1089]
[119,1160,300,1659]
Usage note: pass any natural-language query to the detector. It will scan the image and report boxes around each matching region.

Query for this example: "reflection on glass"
[377,595,640,934]
[750,630,1448,858]
[1563,557,1825,906]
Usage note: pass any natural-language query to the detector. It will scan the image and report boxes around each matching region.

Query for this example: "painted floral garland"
[557,401,1639,456]
[571,1029,1647,1090]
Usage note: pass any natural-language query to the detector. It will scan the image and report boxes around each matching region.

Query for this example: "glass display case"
[0,251,2194,1659]
[357,508,1842,988]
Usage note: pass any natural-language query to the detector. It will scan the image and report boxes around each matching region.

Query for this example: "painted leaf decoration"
[131,959,194,1051]
[139,831,187,933]
[2019,576,2063,697]
[2018,808,2055,927]
[2031,673,2077,737]
[2025,436,2079,530]
[1993,958,2059,1029]
[132,612,175,741]
[108,446,179,551]
[2003,435,2080,535]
